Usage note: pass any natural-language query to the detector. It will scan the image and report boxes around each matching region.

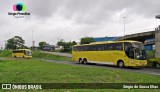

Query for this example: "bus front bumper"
[128,61,147,67]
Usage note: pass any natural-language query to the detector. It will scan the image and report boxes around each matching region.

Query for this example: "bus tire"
[117,60,124,68]
[83,58,88,64]
[78,58,82,64]
[23,56,25,58]
[14,55,16,58]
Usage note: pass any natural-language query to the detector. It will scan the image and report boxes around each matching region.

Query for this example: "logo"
[13,2,26,11]
[2,84,11,89]
[8,2,30,18]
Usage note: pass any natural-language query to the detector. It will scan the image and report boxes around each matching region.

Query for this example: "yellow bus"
[12,49,32,58]
[72,40,147,67]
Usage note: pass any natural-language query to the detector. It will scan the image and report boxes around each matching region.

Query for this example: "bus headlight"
[136,55,140,59]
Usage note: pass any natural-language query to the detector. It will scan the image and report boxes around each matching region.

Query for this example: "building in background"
[93,37,117,42]
[43,45,55,52]
[144,38,155,51]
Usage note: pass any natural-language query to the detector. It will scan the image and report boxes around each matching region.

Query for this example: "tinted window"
[99,44,105,50]
[113,43,123,50]
[12,50,24,53]
[73,43,123,51]
[124,42,132,51]
[108,44,113,50]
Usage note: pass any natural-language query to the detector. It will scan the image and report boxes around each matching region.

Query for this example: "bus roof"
[73,40,141,46]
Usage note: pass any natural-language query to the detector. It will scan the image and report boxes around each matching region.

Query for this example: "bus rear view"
[12,49,32,59]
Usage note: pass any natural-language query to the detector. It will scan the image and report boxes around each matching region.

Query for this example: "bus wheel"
[23,56,25,58]
[78,58,82,64]
[14,56,16,58]
[117,60,124,68]
[83,58,88,64]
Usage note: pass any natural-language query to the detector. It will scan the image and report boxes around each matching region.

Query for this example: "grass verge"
[32,51,71,61]
[0,59,160,92]
[0,50,71,61]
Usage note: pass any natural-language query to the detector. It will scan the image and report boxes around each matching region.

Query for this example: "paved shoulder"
[41,51,72,58]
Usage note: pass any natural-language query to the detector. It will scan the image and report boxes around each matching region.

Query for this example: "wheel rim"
[119,62,124,67]
[83,59,87,64]
[79,59,82,63]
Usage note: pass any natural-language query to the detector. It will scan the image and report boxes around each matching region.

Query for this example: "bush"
[0,50,12,57]
[0,59,3,62]
[147,58,160,67]
[146,50,155,59]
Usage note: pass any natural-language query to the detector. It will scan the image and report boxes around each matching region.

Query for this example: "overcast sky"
[0,0,160,47]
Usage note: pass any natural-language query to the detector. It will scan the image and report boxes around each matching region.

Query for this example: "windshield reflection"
[132,42,146,60]
[25,51,32,56]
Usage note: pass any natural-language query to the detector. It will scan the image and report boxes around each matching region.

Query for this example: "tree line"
[5,36,95,51]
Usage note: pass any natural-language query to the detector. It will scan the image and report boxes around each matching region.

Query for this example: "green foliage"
[6,36,26,50]
[80,37,95,44]
[147,58,160,67]
[146,50,155,59]
[39,41,47,50]
[0,50,12,57]
[57,39,77,52]
[57,39,65,46]
[72,41,77,46]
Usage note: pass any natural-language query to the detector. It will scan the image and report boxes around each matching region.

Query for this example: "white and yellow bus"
[72,40,147,67]
[12,49,32,58]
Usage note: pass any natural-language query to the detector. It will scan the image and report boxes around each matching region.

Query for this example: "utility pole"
[32,30,34,51]
[4,40,7,50]
[123,17,126,36]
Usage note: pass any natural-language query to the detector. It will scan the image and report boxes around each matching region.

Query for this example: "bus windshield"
[132,42,146,60]
[132,42,145,50]
[25,51,32,56]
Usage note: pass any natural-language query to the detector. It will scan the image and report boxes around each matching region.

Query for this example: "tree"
[80,37,95,44]
[57,39,65,46]
[39,41,47,50]
[72,41,77,46]
[6,36,25,50]
[57,40,77,51]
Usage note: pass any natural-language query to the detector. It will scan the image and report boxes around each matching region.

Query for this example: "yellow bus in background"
[12,49,32,58]
[72,40,147,67]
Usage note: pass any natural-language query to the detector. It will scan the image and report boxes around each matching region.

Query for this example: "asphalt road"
[41,51,72,57]
[39,59,160,76]
[40,51,160,76]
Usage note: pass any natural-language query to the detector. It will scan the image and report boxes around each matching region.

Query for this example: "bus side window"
[24,50,27,55]
[97,44,104,51]
[108,44,113,50]
[124,42,132,51]
[77,46,81,51]
[104,44,108,50]
[113,43,123,50]
[84,46,89,51]
[90,45,94,51]
[73,47,78,51]
[92,45,97,51]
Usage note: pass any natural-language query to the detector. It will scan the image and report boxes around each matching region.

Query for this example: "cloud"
[0,0,160,47]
